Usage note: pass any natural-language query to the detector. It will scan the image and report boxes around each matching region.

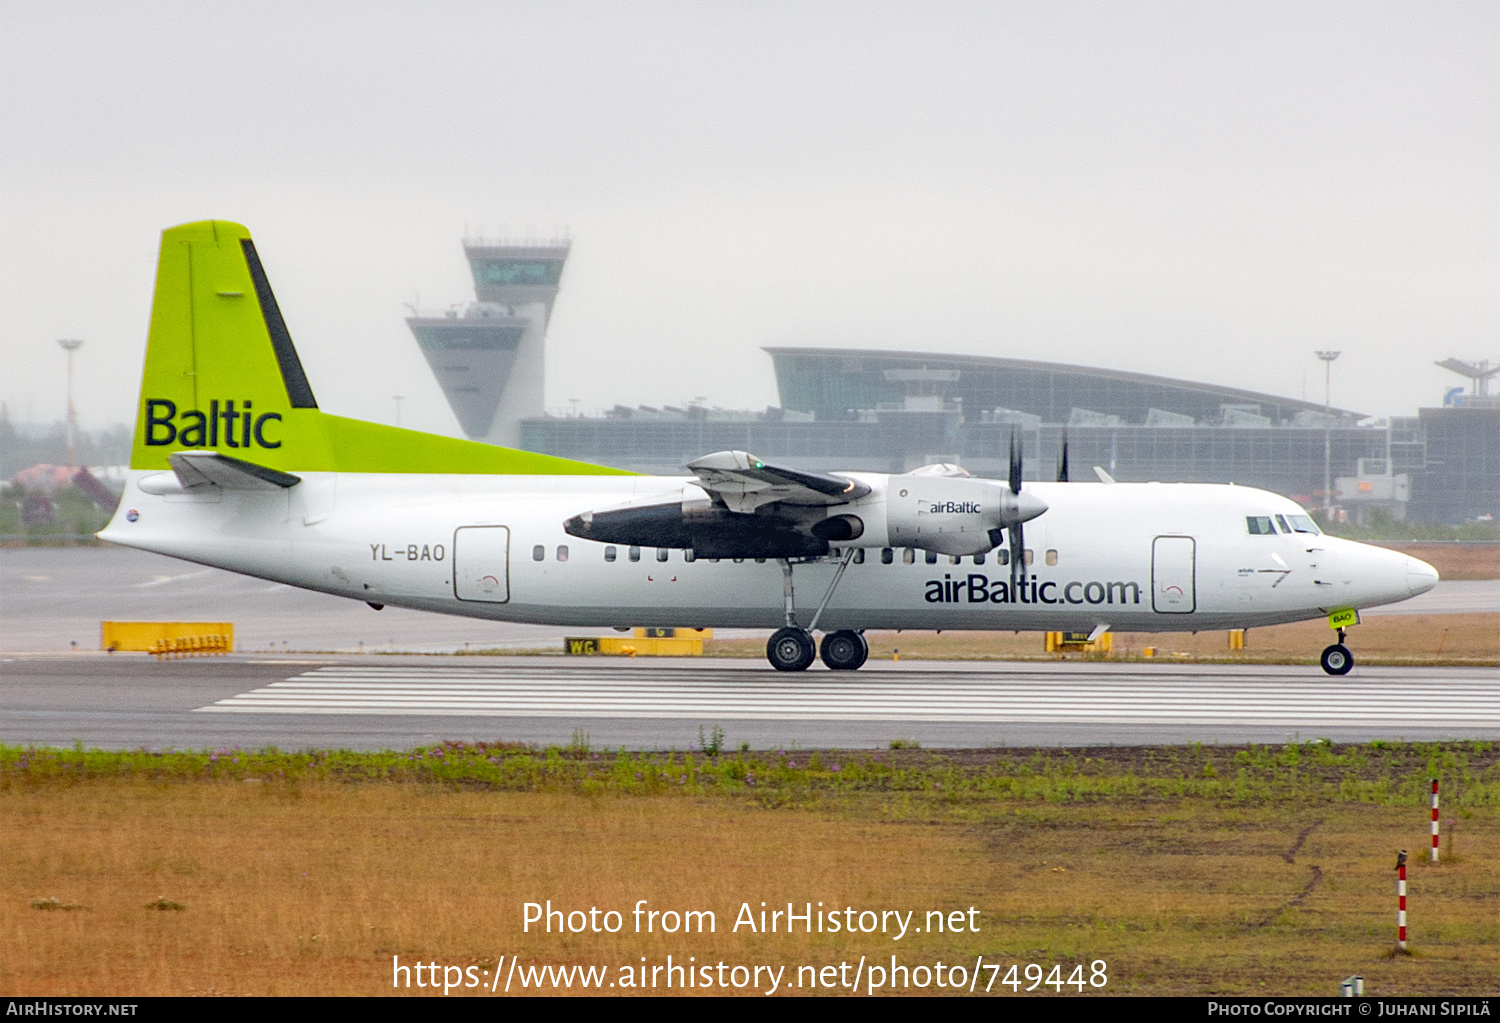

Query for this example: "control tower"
[406,238,570,447]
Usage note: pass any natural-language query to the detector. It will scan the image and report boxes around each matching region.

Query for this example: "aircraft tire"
[767,627,816,672]
[1320,643,1354,675]
[820,630,868,671]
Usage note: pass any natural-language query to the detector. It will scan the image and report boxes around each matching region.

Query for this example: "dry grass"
[1,785,983,996]
[706,612,1499,665]
[2,772,1496,996]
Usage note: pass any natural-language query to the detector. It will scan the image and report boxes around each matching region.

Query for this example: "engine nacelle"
[834,474,1047,557]
[565,484,827,559]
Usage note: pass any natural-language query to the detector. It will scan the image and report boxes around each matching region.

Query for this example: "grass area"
[702,612,1499,666]
[2,741,1496,996]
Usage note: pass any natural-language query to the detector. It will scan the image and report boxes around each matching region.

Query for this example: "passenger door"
[1152,535,1196,613]
[454,525,510,603]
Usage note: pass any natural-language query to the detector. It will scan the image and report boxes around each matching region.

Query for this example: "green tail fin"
[131,221,630,476]
[131,221,328,470]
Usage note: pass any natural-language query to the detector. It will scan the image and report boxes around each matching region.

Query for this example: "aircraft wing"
[168,451,302,490]
[687,450,871,513]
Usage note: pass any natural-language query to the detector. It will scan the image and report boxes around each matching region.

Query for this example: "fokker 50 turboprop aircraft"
[101,221,1439,674]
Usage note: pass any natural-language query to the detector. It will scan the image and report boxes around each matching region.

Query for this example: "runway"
[4,654,1496,751]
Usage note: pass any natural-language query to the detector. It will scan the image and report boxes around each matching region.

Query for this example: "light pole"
[1315,351,1341,514]
[57,339,83,468]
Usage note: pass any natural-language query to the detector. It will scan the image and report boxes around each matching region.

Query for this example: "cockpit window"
[1246,516,1276,535]
[1286,514,1321,535]
[1275,514,1291,533]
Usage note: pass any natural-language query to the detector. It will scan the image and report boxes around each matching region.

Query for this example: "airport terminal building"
[412,243,1497,524]
[520,348,1496,523]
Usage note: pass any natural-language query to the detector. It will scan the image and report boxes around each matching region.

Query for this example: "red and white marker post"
[1397,860,1408,951]
[1430,779,1440,863]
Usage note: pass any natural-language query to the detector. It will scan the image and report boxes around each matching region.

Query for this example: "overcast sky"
[2,1,1495,435]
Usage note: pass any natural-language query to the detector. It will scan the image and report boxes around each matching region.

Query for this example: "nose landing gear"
[1320,627,1354,675]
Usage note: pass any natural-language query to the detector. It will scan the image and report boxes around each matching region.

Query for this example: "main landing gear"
[819,630,868,671]
[765,627,868,672]
[767,627,816,671]
[1320,627,1354,676]
[765,554,867,672]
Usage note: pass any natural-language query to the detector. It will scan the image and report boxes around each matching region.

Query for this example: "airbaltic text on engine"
[925,574,1143,605]
[143,399,283,449]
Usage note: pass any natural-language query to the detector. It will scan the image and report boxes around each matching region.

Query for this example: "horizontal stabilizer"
[168,451,302,490]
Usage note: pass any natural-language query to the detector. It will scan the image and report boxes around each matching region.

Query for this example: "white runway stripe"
[195,666,1500,725]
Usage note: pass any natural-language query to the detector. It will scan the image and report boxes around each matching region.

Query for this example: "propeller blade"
[1057,428,1069,483]
[1010,521,1024,592]
[1008,429,1023,495]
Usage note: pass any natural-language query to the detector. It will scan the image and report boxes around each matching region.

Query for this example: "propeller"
[1009,430,1025,594]
[1056,428,1069,483]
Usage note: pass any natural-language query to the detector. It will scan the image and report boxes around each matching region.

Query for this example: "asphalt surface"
[3,653,1496,751]
[4,545,1495,751]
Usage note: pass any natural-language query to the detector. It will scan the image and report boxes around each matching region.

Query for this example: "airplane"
[99,221,1440,675]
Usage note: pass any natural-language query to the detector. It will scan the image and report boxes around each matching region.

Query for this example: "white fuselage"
[99,471,1437,633]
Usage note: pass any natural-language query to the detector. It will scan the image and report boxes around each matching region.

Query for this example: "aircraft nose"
[1406,556,1439,597]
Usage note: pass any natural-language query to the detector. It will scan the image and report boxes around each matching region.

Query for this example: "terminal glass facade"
[517,347,1492,522]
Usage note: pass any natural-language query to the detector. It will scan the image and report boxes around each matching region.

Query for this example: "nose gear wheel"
[1320,643,1353,675]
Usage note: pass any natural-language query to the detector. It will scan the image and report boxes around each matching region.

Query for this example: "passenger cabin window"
[902,548,915,564]
[629,546,641,562]
[556,545,568,562]
[853,549,865,564]
[1246,516,1276,535]
[949,555,960,565]
[1286,514,1321,535]
[925,550,938,564]
[656,548,669,562]
[997,549,1009,566]
[685,550,696,563]
[532,545,545,562]
[1024,549,1034,566]
[974,553,986,565]
[604,546,617,562]
[1045,549,1058,566]
[881,548,894,564]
